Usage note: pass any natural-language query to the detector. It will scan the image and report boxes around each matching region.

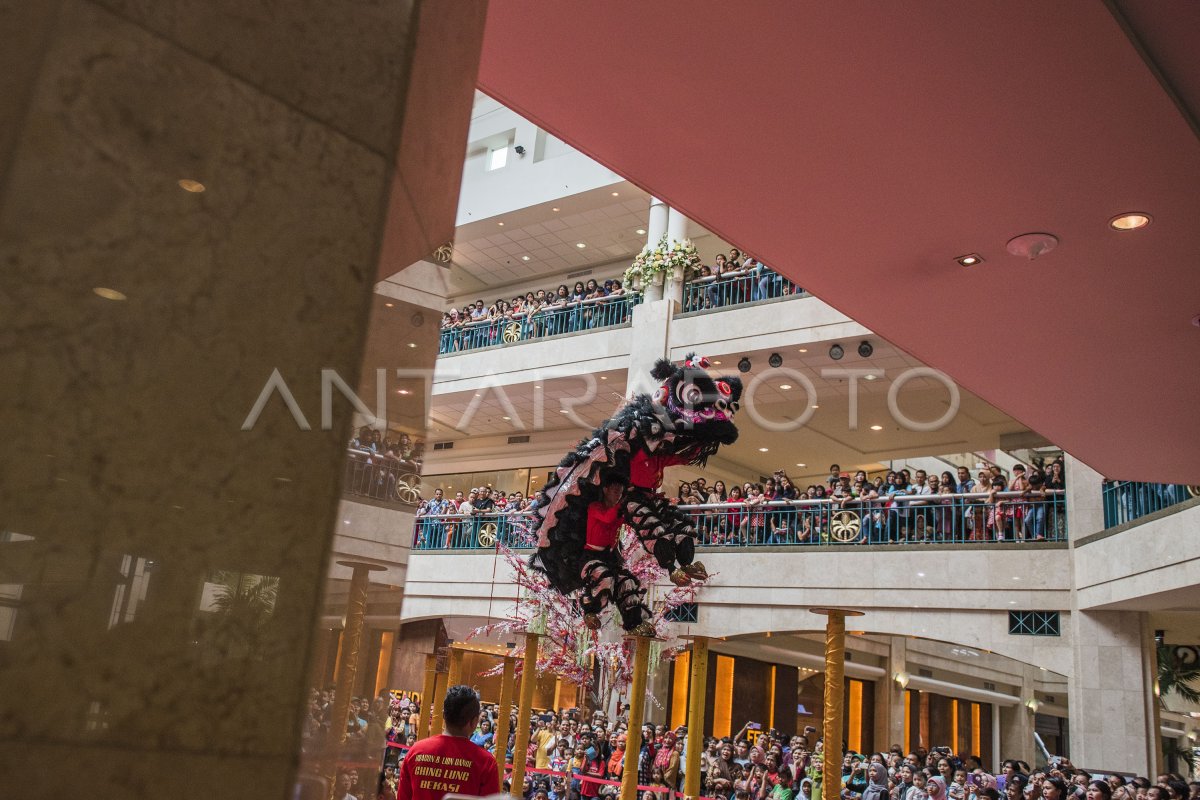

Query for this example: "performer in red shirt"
[579,475,648,631]
[397,685,499,800]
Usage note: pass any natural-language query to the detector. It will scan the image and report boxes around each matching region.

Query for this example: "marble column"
[998,664,1037,766]
[875,638,907,752]
[642,198,669,303]
[0,1,487,797]
[664,208,690,305]
[1066,610,1159,775]
[1065,454,1106,539]
[327,562,386,750]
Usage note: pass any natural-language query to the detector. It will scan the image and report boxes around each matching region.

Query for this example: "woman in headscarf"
[862,763,891,800]
[928,775,949,800]
[707,742,736,798]
[654,731,680,791]
[607,734,626,780]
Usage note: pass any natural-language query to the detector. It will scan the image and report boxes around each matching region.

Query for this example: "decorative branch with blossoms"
[468,524,711,702]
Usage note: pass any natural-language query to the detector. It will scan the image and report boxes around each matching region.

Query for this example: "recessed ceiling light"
[93,287,127,301]
[956,253,983,267]
[502,416,511,420]
[780,384,792,390]
[796,463,806,467]
[811,404,819,409]
[397,389,411,395]
[798,348,808,353]
[636,228,646,235]
[576,242,586,248]
[475,393,481,397]
[552,207,560,212]
[600,376,607,380]
[177,179,205,193]
[611,192,619,197]
[385,302,394,308]
[1109,212,1151,230]
[712,360,721,365]
[1012,576,1021,581]
[559,409,569,414]
[917,572,925,577]
[864,374,877,381]
[870,424,883,431]
[534,384,542,388]
[522,255,531,261]
[497,221,505,226]
[758,447,769,452]
[407,342,417,348]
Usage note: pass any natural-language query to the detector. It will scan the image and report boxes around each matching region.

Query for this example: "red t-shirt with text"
[398,734,499,800]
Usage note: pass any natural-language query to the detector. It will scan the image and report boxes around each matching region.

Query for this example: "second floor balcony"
[410,490,1066,551]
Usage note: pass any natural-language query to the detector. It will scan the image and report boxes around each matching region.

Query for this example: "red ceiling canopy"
[478,1,1200,483]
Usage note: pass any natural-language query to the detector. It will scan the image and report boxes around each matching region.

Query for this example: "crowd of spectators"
[440,279,633,351]
[364,697,1199,800]
[345,427,424,503]
[671,460,1067,545]
[410,459,1067,549]
[684,249,803,313]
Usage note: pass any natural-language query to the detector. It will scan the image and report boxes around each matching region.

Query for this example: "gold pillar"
[430,668,449,736]
[327,562,386,750]
[620,635,653,800]
[683,636,710,799]
[495,655,517,776]
[812,609,863,800]
[510,632,541,798]
[447,645,465,686]
[418,653,438,740]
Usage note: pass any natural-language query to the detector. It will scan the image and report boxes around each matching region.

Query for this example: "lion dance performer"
[529,355,742,635]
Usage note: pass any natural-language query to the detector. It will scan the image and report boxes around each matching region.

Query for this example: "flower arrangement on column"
[623,235,702,290]
[469,524,711,706]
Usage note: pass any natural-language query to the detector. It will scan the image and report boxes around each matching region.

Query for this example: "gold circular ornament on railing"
[395,474,421,504]
[478,522,498,547]
[502,322,522,343]
[433,243,453,263]
[1187,485,1200,498]
[829,510,862,542]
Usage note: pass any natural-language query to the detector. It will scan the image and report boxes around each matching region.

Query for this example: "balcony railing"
[412,511,538,549]
[1102,480,1198,528]
[681,267,803,315]
[343,449,422,507]
[439,294,642,355]
[410,491,1065,551]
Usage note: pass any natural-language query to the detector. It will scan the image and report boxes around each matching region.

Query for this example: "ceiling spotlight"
[502,416,511,421]
[497,221,505,226]
[1006,232,1059,260]
[397,389,411,395]
[737,357,752,373]
[829,344,844,361]
[522,255,531,261]
[712,360,721,365]
[177,179,205,193]
[857,341,873,358]
[870,424,883,431]
[864,374,877,381]
[798,348,808,353]
[758,447,769,452]
[600,376,607,380]
[576,242,587,249]
[955,253,983,267]
[611,192,620,197]
[768,352,783,368]
[385,302,394,308]
[1109,212,1151,231]
[796,463,806,467]
[811,405,819,409]
[552,207,560,211]
[636,228,646,235]
[779,384,792,390]
[407,342,417,348]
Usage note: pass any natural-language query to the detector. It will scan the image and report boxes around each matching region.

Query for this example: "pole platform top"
[809,608,866,617]
[335,560,388,571]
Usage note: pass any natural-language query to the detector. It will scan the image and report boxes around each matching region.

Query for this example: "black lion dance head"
[526,354,743,633]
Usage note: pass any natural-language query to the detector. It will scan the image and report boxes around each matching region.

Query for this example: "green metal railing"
[439,294,641,355]
[411,491,1066,551]
[1102,481,1198,528]
[681,267,802,314]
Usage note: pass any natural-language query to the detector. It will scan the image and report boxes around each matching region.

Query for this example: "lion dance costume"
[529,355,742,635]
